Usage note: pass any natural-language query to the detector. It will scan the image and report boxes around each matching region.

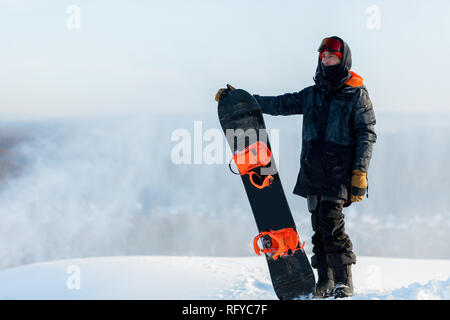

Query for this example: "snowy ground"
[0,255,449,300]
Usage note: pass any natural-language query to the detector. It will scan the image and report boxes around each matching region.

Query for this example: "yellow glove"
[215,84,236,102]
[350,169,367,202]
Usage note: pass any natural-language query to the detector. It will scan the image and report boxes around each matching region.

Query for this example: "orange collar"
[345,71,364,87]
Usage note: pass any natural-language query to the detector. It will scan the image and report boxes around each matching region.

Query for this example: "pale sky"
[1,0,449,118]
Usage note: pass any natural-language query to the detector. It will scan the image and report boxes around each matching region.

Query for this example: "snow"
[0,255,449,300]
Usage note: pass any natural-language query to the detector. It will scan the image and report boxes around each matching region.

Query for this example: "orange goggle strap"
[253,228,305,260]
[229,141,274,189]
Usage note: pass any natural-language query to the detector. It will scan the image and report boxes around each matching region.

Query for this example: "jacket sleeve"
[253,91,305,116]
[352,87,377,173]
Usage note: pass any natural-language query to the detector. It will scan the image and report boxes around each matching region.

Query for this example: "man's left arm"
[350,88,377,201]
[353,88,377,172]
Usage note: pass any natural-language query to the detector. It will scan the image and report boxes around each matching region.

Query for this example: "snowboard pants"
[307,195,356,268]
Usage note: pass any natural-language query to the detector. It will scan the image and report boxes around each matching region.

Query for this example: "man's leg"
[307,195,334,298]
[317,196,356,298]
[307,195,323,258]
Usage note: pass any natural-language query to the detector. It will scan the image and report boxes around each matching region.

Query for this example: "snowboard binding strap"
[253,228,305,260]
[229,141,274,189]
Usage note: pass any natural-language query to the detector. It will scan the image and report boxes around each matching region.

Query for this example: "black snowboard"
[217,88,315,300]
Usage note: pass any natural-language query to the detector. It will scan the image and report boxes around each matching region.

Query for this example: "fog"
[0,0,449,270]
[0,112,448,270]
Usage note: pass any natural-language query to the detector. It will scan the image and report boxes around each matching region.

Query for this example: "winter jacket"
[253,38,376,200]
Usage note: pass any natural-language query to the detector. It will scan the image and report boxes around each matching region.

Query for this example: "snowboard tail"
[218,89,315,300]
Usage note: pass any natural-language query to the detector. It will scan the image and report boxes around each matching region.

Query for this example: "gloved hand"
[350,169,367,202]
[214,84,236,102]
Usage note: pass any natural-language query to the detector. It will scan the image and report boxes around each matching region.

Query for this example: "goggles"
[318,37,342,53]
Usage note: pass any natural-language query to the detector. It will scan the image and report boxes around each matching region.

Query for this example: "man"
[215,36,376,299]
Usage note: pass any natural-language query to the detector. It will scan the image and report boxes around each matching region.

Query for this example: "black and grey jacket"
[253,37,376,200]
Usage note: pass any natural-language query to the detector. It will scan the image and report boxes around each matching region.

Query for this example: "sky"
[1,0,450,118]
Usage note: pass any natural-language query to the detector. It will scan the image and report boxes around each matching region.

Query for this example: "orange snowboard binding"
[229,141,274,189]
[253,228,305,260]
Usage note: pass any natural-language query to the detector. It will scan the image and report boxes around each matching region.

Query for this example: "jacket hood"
[314,36,353,93]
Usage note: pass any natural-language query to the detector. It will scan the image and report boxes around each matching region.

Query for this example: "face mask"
[320,62,342,80]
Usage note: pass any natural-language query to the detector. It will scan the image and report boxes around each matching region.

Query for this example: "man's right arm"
[253,91,305,116]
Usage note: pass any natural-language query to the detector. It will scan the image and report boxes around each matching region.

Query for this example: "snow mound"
[0,256,449,300]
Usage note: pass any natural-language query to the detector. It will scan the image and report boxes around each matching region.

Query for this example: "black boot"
[332,264,353,298]
[314,264,334,298]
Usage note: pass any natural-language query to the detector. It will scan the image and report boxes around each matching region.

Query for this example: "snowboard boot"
[314,264,334,298]
[332,264,353,298]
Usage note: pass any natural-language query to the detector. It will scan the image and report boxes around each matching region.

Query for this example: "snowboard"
[217,88,315,300]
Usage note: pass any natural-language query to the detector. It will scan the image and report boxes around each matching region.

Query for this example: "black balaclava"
[314,36,352,93]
